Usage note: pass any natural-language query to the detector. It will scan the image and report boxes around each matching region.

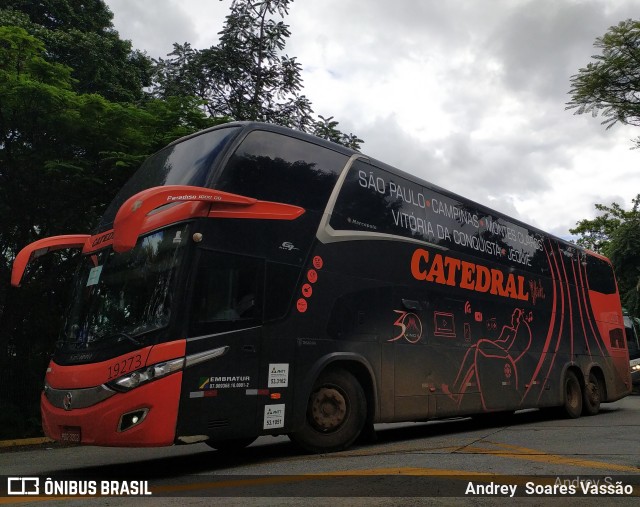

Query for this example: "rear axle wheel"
[582,372,602,416]
[562,370,583,419]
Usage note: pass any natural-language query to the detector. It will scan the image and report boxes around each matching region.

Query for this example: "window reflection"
[217,130,347,211]
[63,225,189,347]
[191,252,263,333]
[100,127,240,227]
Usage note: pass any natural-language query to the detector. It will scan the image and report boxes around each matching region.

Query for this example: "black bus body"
[13,122,632,452]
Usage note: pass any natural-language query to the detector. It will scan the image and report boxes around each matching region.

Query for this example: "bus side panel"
[586,289,631,400]
[308,237,629,423]
[176,327,261,442]
[284,259,385,429]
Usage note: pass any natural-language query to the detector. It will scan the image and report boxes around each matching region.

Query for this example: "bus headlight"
[631,363,640,373]
[107,357,184,392]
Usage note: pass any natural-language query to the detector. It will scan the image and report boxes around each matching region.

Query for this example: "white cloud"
[103,0,640,238]
[107,0,228,58]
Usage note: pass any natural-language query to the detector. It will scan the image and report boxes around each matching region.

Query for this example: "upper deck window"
[100,126,240,227]
[330,159,434,246]
[216,130,348,211]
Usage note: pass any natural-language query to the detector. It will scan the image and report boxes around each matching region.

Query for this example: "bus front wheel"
[290,368,366,453]
[562,370,583,418]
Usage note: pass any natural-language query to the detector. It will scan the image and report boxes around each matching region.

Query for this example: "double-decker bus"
[12,122,631,453]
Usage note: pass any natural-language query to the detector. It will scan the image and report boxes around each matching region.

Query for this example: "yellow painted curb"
[0,437,54,448]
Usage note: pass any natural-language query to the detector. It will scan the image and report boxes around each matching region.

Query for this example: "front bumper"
[41,372,183,446]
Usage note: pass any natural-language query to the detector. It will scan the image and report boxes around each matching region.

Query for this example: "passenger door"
[176,250,264,442]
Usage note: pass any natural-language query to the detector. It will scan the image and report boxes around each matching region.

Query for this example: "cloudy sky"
[105,0,640,239]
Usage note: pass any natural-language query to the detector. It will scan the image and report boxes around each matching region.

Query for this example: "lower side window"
[190,251,263,334]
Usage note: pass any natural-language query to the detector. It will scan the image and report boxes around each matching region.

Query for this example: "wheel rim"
[567,379,580,409]
[309,386,348,432]
[586,380,600,406]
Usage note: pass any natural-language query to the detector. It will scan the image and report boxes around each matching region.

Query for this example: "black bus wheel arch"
[289,368,366,453]
[562,370,583,419]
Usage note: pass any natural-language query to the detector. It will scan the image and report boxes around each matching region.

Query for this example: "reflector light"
[118,409,149,432]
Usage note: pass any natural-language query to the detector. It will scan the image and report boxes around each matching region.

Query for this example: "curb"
[0,437,54,449]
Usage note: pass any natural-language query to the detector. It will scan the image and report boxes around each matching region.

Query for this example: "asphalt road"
[1,394,639,506]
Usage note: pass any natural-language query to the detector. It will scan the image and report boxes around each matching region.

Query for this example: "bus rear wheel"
[582,372,602,416]
[290,368,366,453]
[562,370,583,418]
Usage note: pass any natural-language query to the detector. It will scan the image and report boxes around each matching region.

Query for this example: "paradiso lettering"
[411,248,530,302]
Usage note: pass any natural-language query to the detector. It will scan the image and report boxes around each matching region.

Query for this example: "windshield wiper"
[105,332,143,347]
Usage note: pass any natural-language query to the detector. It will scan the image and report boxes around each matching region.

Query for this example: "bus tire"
[206,437,257,452]
[562,370,583,419]
[582,372,602,416]
[290,368,366,453]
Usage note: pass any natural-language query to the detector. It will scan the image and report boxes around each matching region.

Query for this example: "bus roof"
[165,121,598,262]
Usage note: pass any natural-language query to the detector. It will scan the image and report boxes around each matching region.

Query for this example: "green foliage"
[567,19,640,147]
[314,115,363,151]
[570,196,640,317]
[1,0,114,32]
[608,218,640,316]
[0,24,223,438]
[0,25,221,281]
[0,0,360,439]
[0,3,153,102]
[569,199,639,254]
[153,0,362,149]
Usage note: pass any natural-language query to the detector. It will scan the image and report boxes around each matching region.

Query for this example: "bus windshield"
[60,224,190,350]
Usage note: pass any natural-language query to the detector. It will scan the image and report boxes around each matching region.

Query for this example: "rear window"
[586,255,617,295]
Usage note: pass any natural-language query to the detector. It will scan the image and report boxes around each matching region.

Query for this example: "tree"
[0,26,223,438]
[567,19,640,148]
[570,196,640,316]
[0,2,153,102]
[569,198,640,253]
[153,0,362,149]
[0,0,114,32]
[608,217,640,316]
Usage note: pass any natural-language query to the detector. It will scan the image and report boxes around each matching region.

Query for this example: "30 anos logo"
[389,310,423,344]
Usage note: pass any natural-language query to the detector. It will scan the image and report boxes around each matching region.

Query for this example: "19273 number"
[107,354,143,380]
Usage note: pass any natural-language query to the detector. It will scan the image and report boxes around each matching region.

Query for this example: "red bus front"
[41,341,185,446]
[14,185,303,447]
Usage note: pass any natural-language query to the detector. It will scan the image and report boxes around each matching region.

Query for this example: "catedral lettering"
[11,122,631,457]
[410,248,529,301]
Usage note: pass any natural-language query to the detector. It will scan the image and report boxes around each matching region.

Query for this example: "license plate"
[60,426,81,444]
